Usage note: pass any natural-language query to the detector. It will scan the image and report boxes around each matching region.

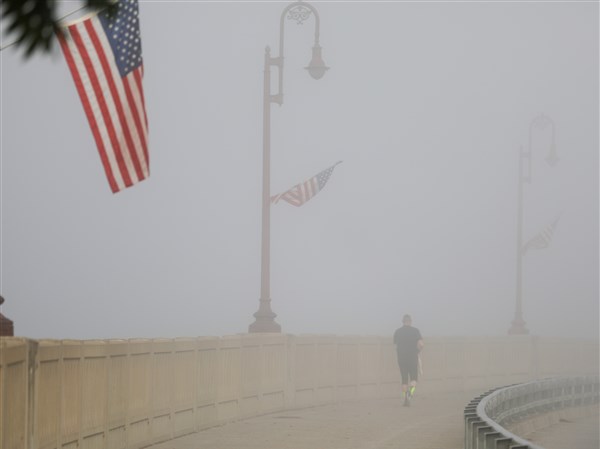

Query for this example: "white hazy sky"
[1,0,598,340]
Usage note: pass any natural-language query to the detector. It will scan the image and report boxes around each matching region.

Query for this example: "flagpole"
[249,1,329,333]
[509,114,557,335]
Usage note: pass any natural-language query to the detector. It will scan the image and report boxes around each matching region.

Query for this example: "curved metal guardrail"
[464,376,599,449]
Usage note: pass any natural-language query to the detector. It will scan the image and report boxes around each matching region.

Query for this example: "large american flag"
[57,0,149,193]
[271,161,342,207]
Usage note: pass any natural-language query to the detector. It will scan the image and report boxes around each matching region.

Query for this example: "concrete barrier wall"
[1,335,598,449]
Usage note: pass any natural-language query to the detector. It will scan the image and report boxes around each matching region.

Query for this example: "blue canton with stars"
[317,166,335,189]
[99,0,143,78]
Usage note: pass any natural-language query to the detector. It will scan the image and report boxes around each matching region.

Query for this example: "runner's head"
[403,314,412,325]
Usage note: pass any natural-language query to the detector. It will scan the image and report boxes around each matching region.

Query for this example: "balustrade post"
[483,431,501,449]
[477,425,493,449]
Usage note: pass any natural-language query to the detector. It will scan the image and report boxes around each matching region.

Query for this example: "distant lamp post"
[509,114,558,335]
[249,1,328,333]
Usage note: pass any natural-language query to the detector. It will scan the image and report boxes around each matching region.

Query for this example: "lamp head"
[305,44,329,80]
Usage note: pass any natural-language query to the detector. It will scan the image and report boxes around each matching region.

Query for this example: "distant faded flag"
[522,217,560,254]
[271,161,342,207]
[57,0,149,193]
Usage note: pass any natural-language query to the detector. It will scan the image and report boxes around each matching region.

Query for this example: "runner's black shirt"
[393,325,422,359]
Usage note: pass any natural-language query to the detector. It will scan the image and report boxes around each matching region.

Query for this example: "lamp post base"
[508,319,529,335]
[0,296,14,336]
[249,299,281,333]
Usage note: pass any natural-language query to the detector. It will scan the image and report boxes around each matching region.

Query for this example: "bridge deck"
[524,411,600,449]
[148,390,476,449]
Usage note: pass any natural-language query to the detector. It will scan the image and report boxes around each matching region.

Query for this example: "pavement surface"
[148,392,599,449]
[148,390,476,449]
[524,411,600,449]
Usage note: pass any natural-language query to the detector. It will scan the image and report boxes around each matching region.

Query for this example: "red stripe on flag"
[301,182,307,203]
[305,180,313,202]
[57,29,119,193]
[291,187,302,206]
[133,69,149,133]
[69,24,133,189]
[123,71,149,172]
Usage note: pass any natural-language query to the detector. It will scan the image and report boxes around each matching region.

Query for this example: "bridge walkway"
[148,390,476,449]
[524,411,599,449]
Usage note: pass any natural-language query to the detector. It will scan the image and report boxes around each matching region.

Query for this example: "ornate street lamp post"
[249,1,329,333]
[509,114,558,335]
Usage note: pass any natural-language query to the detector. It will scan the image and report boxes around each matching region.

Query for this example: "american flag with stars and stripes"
[271,161,342,207]
[522,217,560,254]
[57,0,149,193]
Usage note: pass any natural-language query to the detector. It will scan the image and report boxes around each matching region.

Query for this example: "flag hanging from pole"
[271,161,342,207]
[57,0,149,193]
[522,216,560,254]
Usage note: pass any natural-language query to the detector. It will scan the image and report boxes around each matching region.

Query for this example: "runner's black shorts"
[397,354,418,384]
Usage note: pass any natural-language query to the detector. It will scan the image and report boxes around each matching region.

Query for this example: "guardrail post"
[476,425,493,449]
[493,438,513,449]
[464,414,479,449]
[471,421,488,449]
[482,431,501,449]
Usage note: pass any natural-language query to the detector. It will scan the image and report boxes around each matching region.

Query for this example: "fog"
[1,0,598,340]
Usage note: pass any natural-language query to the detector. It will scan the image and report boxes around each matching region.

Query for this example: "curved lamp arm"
[270,1,328,105]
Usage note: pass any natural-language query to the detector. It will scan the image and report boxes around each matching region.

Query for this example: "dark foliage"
[1,0,116,57]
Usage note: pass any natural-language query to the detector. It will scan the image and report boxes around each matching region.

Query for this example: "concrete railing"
[2,335,598,449]
[464,376,600,449]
